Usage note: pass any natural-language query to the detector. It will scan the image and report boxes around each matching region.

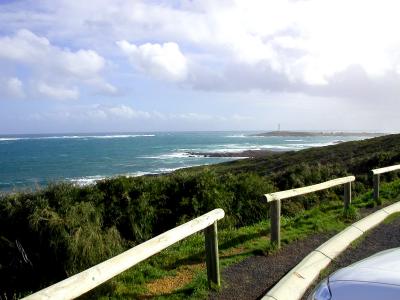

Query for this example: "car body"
[308,248,400,300]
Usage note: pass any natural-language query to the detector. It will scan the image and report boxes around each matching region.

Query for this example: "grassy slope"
[88,179,400,299]
[210,133,400,176]
[2,134,400,298]
[91,130,400,299]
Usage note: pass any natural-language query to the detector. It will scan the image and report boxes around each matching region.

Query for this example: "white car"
[309,248,400,300]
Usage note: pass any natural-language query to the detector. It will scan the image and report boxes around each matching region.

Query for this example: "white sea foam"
[225,134,246,138]
[68,175,106,186]
[290,142,335,148]
[213,147,262,153]
[258,145,294,150]
[44,134,155,139]
[200,143,330,152]
[225,133,270,138]
[89,134,155,139]
[125,171,153,177]
[155,167,182,173]
[130,165,206,176]
[1,134,155,141]
[197,143,264,153]
[145,140,337,159]
[285,139,304,142]
[141,152,204,159]
[0,138,23,141]
[69,170,158,186]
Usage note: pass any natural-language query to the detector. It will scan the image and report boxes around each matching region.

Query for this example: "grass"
[3,134,400,297]
[82,179,400,299]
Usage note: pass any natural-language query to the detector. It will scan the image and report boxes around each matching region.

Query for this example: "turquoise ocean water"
[0,131,367,192]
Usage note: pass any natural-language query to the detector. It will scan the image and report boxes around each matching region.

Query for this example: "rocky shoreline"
[188,149,282,158]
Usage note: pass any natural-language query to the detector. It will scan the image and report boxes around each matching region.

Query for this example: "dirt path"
[210,215,400,300]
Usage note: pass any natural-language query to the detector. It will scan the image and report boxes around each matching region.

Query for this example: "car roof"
[330,248,400,286]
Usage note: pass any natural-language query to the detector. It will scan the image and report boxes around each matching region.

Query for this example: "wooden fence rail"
[372,164,400,201]
[23,209,225,300]
[264,176,355,248]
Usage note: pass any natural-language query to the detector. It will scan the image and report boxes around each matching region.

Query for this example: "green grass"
[83,179,400,299]
[2,134,400,297]
[383,212,400,224]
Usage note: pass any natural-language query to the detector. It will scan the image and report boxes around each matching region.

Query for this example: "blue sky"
[1,0,400,134]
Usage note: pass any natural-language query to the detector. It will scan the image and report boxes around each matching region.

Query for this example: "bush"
[1,133,400,295]
[342,205,360,221]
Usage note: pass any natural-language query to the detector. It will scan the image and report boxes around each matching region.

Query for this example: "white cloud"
[86,78,118,95]
[2,77,25,99]
[232,114,252,122]
[102,0,400,97]
[59,49,105,78]
[2,1,400,101]
[0,29,105,79]
[37,82,79,101]
[173,112,213,121]
[117,41,188,81]
[29,104,252,126]
[84,109,108,121]
[79,105,151,121]
[0,29,114,100]
[28,104,151,122]
[107,104,151,119]
[0,29,50,63]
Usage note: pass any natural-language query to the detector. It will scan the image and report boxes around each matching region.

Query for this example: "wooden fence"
[264,176,355,248]
[372,164,400,201]
[23,209,225,300]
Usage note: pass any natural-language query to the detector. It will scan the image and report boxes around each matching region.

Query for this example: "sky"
[0,0,400,134]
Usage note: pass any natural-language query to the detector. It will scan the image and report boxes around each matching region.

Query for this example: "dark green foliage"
[0,169,274,296]
[342,205,360,221]
[0,185,124,296]
[0,134,400,296]
[223,173,272,226]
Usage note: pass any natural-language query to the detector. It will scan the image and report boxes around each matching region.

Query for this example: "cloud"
[37,82,79,101]
[0,29,105,79]
[59,49,105,79]
[27,104,150,122]
[29,104,252,125]
[0,29,115,100]
[117,41,188,81]
[2,1,400,102]
[0,77,25,99]
[86,78,119,96]
[107,104,151,119]
[110,1,400,99]
[83,105,152,121]
[171,112,220,121]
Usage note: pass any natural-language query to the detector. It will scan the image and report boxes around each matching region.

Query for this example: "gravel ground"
[209,214,400,300]
[209,233,334,300]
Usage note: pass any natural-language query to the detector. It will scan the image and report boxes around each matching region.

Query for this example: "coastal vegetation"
[1,133,399,298]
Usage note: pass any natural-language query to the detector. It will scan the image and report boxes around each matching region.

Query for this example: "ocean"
[0,131,368,192]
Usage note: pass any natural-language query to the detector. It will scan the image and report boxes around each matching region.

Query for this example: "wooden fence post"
[373,174,380,201]
[344,182,351,209]
[204,221,220,288]
[270,199,281,248]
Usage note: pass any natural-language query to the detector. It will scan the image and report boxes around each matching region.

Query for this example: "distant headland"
[251,131,386,137]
